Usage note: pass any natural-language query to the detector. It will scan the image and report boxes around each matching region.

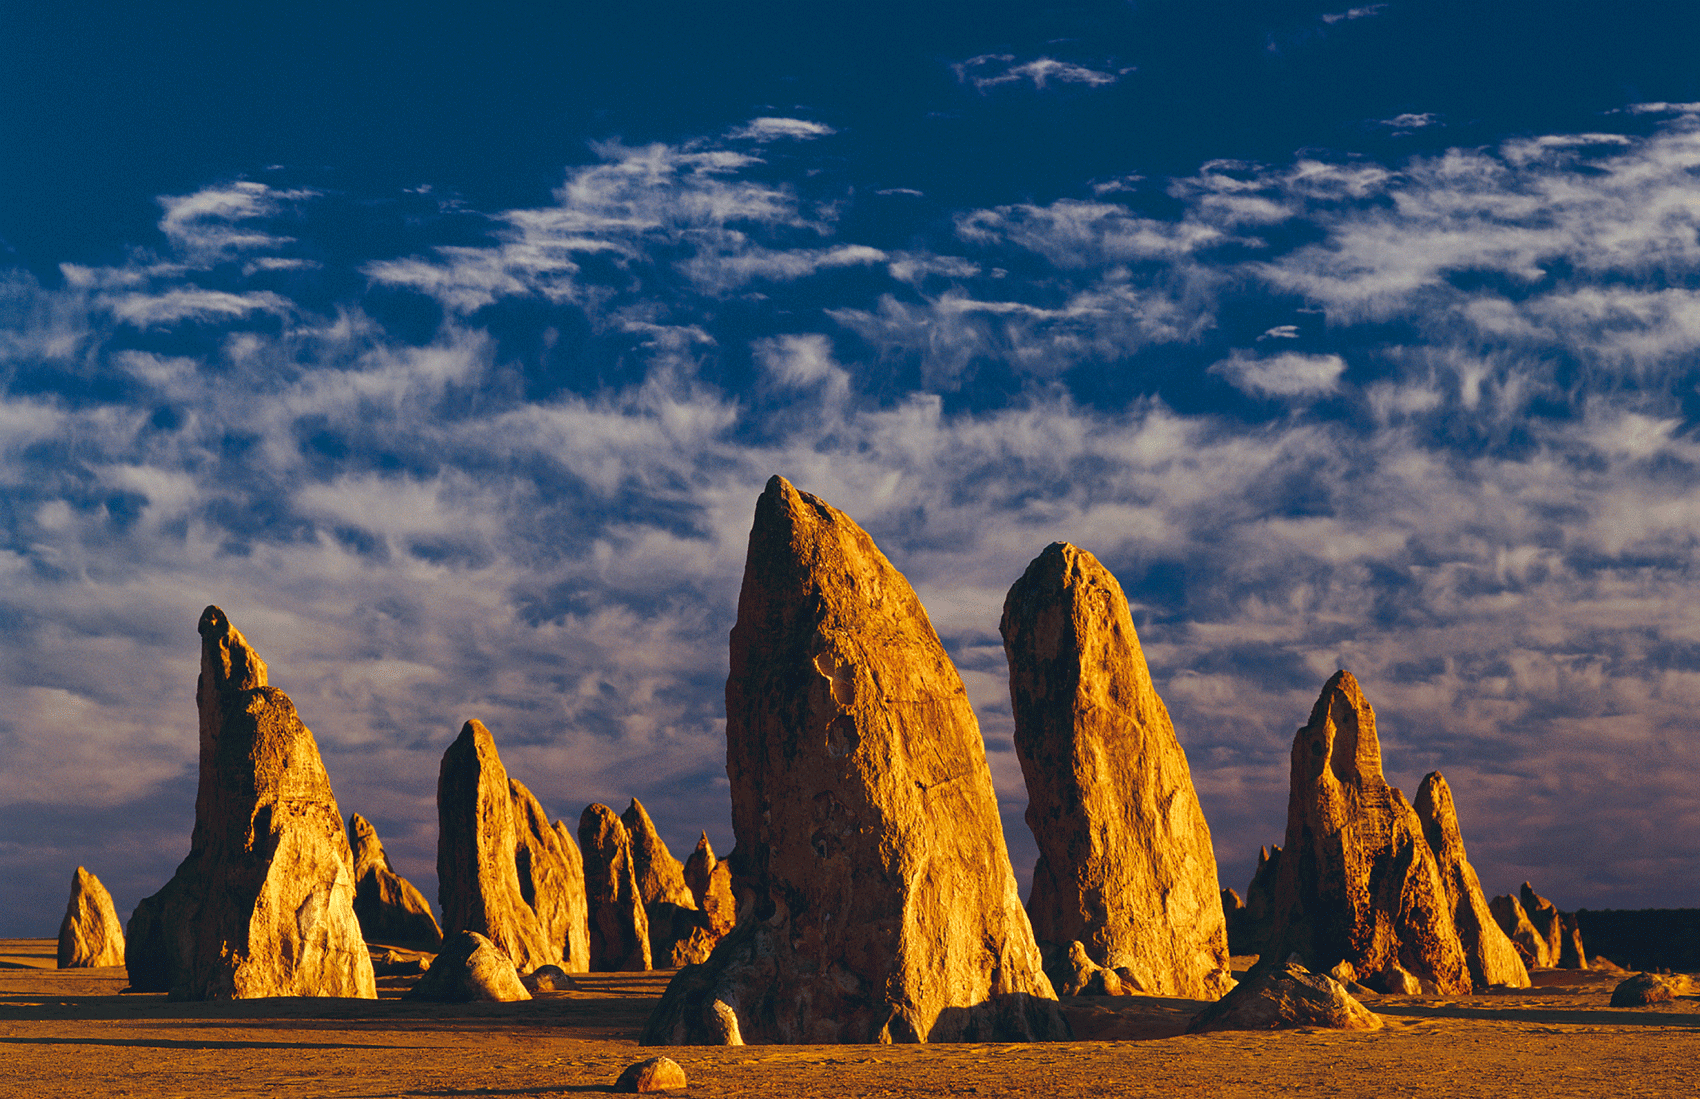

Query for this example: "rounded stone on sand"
[1610,973,1675,1007]
[615,1056,687,1092]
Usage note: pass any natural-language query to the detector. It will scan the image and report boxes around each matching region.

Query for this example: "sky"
[3,0,1699,936]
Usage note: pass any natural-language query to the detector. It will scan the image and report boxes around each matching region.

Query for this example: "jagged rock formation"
[125,606,375,1000]
[1227,845,1284,956]
[1413,773,1530,988]
[57,867,125,968]
[643,477,1062,1045]
[348,814,443,948]
[1489,893,1549,967]
[509,779,591,973]
[1051,940,1130,996]
[623,799,696,910]
[1521,882,1564,962]
[1187,963,1382,1032]
[579,803,652,971]
[407,930,530,1002]
[436,720,562,973]
[1263,671,1470,995]
[683,833,736,938]
[1000,541,1234,1000]
[621,798,709,964]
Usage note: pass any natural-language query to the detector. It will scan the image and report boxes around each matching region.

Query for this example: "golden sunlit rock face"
[1001,540,1236,1000]
[125,606,376,1000]
[436,719,572,973]
[1415,772,1531,988]
[1265,670,1472,995]
[644,476,1062,1046]
[579,802,653,972]
[509,778,591,973]
[57,866,124,968]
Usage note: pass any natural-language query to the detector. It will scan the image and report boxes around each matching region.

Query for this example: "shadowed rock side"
[1519,882,1586,969]
[1558,913,1588,969]
[644,476,1062,1045]
[1489,893,1549,968]
[683,833,736,938]
[509,780,591,973]
[1264,671,1471,994]
[623,798,711,965]
[348,814,443,949]
[125,606,375,1000]
[1413,773,1530,988]
[1001,542,1233,1000]
[436,720,561,973]
[1228,845,1283,956]
[579,803,652,972]
[551,820,595,971]
[58,866,125,968]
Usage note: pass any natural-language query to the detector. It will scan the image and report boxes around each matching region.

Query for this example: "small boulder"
[407,931,531,1002]
[57,866,125,968]
[1609,972,1675,1007]
[1187,963,1382,1032]
[520,963,578,992]
[1049,940,1128,996]
[615,1056,688,1093]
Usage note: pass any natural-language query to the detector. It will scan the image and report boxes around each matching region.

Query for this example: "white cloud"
[728,117,836,142]
[1210,350,1347,397]
[1321,4,1388,24]
[953,54,1120,92]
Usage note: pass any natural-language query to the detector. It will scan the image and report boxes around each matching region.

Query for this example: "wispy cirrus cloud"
[953,54,1124,92]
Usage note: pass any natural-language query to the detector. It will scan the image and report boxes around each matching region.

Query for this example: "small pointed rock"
[57,867,125,968]
[125,606,375,1000]
[643,477,1061,1045]
[1001,542,1234,999]
[579,803,652,971]
[436,720,562,972]
[1520,883,1568,968]
[549,819,595,972]
[1488,893,1549,968]
[683,832,736,938]
[349,814,443,949]
[1263,671,1470,994]
[623,799,696,909]
[1413,773,1530,988]
[1558,912,1588,970]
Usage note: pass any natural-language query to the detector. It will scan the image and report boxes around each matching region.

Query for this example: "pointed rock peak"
[197,605,267,695]
[1520,882,1554,911]
[348,813,390,880]
[1295,670,1384,786]
[694,831,714,865]
[1414,771,1461,850]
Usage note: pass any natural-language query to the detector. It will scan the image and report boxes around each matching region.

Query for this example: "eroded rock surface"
[58,866,125,968]
[579,803,652,972]
[349,814,443,948]
[436,720,561,973]
[1263,671,1470,994]
[1520,883,1584,969]
[1489,893,1547,967]
[407,930,530,1002]
[510,779,591,973]
[1559,912,1588,970]
[1001,542,1234,1000]
[643,477,1061,1045]
[1229,845,1283,956]
[622,798,708,965]
[1413,772,1530,988]
[125,606,375,1000]
[1187,963,1381,1032]
[683,833,736,938]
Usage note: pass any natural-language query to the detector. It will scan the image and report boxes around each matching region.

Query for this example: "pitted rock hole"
[813,651,855,708]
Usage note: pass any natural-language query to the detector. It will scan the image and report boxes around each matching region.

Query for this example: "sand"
[3,940,1696,1097]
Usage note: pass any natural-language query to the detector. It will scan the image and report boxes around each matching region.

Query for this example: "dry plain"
[3,940,1695,1098]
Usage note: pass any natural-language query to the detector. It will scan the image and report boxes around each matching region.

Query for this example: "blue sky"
[4,1,1699,935]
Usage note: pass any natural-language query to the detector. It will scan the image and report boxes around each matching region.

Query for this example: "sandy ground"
[3,940,1697,1098]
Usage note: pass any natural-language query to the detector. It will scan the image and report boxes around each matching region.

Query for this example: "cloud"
[10,109,1700,933]
[1377,112,1441,135]
[1321,4,1388,24]
[727,117,836,142]
[953,54,1121,92]
[1210,350,1346,397]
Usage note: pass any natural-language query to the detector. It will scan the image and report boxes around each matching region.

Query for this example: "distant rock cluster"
[61,475,1655,1037]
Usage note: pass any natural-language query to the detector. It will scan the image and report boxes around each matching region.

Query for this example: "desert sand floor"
[3,940,1696,1098]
